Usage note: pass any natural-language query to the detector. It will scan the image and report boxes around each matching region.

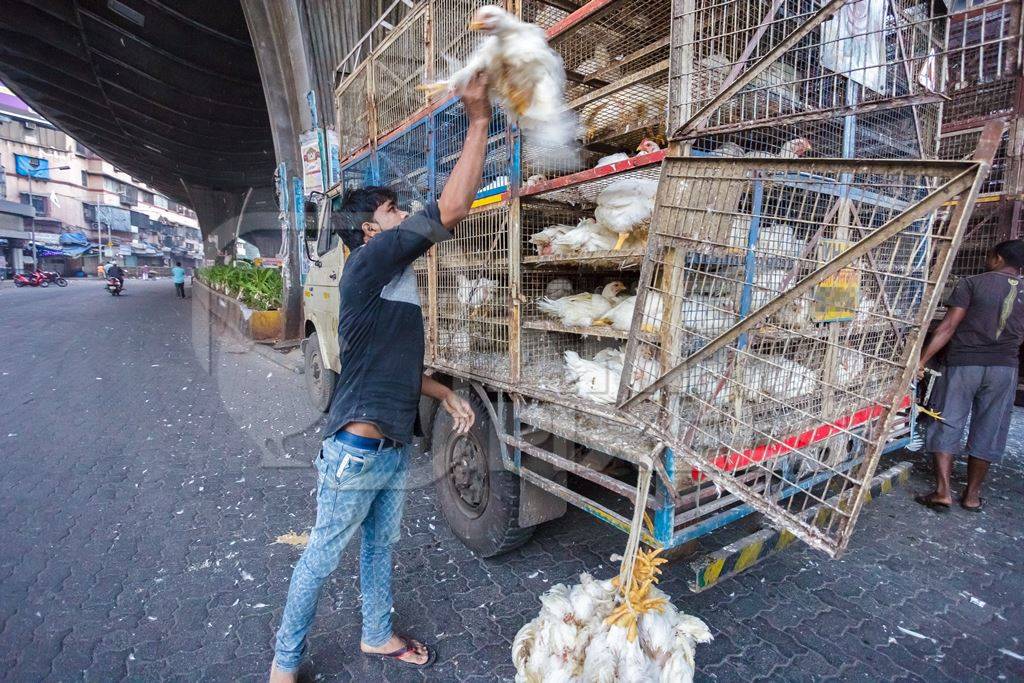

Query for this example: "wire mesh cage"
[516,0,673,185]
[431,206,513,382]
[340,151,377,193]
[945,0,1021,92]
[669,0,948,160]
[433,100,510,197]
[618,154,986,555]
[335,62,373,159]
[945,198,1012,290]
[939,126,1010,194]
[377,121,431,209]
[372,6,429,136]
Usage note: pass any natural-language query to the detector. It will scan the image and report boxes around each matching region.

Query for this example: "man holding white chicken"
[270,73,491,678]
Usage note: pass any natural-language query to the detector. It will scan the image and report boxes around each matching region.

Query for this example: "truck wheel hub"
[448,435,488,517]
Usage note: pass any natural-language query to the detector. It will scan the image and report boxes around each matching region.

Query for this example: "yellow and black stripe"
[688,462,912,592]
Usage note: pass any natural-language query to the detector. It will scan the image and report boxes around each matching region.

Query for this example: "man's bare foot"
[268,663,297,683]
[915,491,952,509]
[361,634,431,666]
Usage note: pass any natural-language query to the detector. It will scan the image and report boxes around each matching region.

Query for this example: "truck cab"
[301,186,346,412]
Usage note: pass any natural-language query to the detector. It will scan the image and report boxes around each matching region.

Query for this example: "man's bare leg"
[918,452,954,506]
[961,456,989,509]
[268,664,296,683]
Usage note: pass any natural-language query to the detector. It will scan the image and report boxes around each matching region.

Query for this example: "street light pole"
[27,164,70,272]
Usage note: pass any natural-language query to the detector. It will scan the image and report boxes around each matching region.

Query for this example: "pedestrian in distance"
[915,239,1024,513]
[172,261,186,298]
[268,72,489,680]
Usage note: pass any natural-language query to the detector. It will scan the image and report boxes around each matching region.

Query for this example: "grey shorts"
[925,365,1018,463]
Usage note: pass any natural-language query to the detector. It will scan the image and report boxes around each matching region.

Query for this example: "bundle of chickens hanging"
[513,547,712,682]
[419,6,579,167]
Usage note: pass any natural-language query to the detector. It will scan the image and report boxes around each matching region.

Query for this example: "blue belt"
[334,429,401,451]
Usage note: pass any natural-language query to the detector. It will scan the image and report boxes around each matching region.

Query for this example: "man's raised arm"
[437,72,491,230]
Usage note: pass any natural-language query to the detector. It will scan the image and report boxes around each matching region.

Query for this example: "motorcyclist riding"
[107,263,124,288]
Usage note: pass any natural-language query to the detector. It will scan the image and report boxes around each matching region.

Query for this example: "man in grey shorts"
[915,239,1024,512]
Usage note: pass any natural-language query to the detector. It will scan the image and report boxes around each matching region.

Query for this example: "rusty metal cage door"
[617,152,992,556]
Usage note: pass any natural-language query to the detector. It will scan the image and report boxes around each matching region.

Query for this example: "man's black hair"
[994,240,1024,269]
[175,261,181,266]
[334,186,398,251]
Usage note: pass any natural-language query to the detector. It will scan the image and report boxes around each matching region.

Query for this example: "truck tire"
[432,390,534,557]
[304,331,336,412]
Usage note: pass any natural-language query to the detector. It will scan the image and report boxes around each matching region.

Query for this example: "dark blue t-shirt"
[324,203,451,443]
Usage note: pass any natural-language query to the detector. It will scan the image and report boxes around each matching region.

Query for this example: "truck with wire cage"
[300,0,1010,574]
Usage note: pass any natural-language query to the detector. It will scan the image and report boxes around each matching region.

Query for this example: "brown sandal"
[363,636,436,669]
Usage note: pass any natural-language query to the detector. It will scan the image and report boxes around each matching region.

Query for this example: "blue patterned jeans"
[273,436,408,672]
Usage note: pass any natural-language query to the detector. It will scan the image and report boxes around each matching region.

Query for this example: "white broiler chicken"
[538,281,627,327]
[833,353,865,387]
[744,355,818,401]
[635,138,662,155]
[682,296,736,338]
[749,268,811,328]
[514,550,712,683]
[744,137,813,159]
[595,291,664,333]
[457,274,498,316]
[524,173,547,188]
[580,82,666,141]
[420,6,578,162]
[564,350,620,404]
[551,218,620,254]
[711,141,746,157]
[593,346,626,371]
[628,344,662,398]
[530,223,574,256]
[594,178,659,250]
[544,277,574,300]
[596,152,631,167]
[728,217,805,260]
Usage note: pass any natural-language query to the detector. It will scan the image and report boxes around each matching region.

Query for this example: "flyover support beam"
[240,0,314,342]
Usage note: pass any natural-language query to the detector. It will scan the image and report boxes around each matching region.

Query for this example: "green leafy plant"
[197,262,283,311]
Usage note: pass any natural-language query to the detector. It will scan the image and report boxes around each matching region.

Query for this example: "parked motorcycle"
[13,271,48,288]
[41,271,68,287]
[106,277,124,296]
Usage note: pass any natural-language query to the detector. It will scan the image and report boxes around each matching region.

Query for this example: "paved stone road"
[1,279,1022,681]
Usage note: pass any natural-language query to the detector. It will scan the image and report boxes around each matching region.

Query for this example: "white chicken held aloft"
[594,177,659,250]
[421,6,578,164]
[457,274,498,316]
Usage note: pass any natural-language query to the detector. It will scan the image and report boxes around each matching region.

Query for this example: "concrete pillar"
[240,0,314,342]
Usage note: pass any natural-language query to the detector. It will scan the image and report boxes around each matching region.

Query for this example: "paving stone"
[2,281,1023,681]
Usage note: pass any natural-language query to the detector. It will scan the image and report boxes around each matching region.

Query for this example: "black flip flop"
[914,493,951,512]
[960,497,984,513]
[364,636,436,669]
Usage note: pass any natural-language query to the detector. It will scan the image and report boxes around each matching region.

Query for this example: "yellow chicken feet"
[612,233,630,251]
[415,82,449,99]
